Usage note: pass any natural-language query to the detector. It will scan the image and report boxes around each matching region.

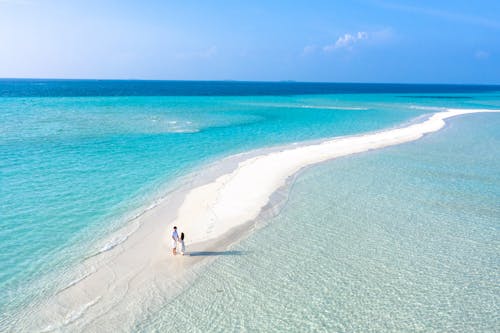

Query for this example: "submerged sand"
[18,108,499,332]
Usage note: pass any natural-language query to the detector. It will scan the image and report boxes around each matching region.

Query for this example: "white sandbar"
[24,108,499,332]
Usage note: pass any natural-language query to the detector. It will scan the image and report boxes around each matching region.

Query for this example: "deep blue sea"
[1,80,499,331]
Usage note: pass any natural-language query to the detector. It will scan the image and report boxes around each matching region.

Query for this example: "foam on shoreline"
[18,108,499,332]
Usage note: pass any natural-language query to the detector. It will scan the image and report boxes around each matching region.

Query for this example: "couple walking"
[171,226,185,255]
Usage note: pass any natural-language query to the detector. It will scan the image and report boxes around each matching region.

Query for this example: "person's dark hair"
[180,232,184,240]
[173,226,177,229]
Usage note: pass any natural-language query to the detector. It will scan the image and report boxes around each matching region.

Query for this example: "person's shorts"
[171,240,177,249]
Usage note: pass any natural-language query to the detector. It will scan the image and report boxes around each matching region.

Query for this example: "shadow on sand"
[188,250,246,257]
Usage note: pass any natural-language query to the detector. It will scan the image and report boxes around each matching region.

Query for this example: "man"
[171,226,179,255]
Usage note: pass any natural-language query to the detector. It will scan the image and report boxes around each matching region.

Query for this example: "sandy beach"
[23,108,499,332]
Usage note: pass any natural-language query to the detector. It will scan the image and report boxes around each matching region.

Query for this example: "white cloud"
[302,28,392,56]
[323,31,368,52]
[301,45,317,56]
[475,50,490,60]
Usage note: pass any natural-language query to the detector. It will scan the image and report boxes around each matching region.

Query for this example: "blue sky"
[1,0,499,83]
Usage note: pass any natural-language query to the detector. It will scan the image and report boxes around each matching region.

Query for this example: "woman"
[179,232,186,255]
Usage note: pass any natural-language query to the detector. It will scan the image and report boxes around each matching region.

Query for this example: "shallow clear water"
[134,114,500,332]
[0,80,499,329]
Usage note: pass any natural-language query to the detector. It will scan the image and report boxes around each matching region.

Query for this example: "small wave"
[58,266,97,294]
[299,105,368,110]
[166,120,199,133]
[40,296,102,333]
[84,232,132,260]
[84,220,143,261]
[399,95,472,99]
[167,128,200,133]
[98,234,129,253]
[241,102,368,110]
[409,106,447,111]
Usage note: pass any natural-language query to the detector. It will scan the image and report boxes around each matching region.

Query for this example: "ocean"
[0,80,499,331]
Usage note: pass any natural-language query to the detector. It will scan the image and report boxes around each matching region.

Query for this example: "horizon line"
[1,77,499,86]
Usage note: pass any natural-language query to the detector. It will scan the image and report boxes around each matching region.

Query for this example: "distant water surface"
[1,79,500,97]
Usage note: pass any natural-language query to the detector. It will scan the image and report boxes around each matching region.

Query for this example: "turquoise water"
[134,113,500,332]
[1,81,499,329]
